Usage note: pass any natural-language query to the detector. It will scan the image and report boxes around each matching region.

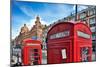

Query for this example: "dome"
[20,24,29,34]
[36,16,40,20]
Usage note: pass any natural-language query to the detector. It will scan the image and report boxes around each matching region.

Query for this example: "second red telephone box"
[22,39,42,65]
[47,22,92,64]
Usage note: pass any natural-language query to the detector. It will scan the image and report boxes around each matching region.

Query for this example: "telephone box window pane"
[81,47,89,62]
[31,54,34,56]
[34,53,38,56]
[34,58,39,60]
[61,49,67,59]
[31,57,34,61]
[34,61,38,65]
[34,49,38,52]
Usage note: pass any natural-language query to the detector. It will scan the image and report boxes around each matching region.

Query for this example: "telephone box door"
[49,44,70,63]
[29,48,40,65]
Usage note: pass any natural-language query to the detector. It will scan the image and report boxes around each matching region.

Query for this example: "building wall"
[14,16,46,46]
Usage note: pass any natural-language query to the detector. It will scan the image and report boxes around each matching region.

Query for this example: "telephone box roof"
[23,39,41,44]
[48,21,91,34]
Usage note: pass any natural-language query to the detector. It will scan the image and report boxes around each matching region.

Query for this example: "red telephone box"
[47,22,92,64]
[22,39,42,65]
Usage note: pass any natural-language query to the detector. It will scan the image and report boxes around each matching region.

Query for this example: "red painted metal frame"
[47,22,92,64]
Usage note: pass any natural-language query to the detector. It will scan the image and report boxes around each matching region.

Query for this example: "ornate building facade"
[14,16,47,45]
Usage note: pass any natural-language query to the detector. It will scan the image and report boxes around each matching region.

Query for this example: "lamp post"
[75,4,78,21]
[17,53,19,64]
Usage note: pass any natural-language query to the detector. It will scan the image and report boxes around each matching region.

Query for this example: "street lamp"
[17,53,19,63]
[75,4,78,21]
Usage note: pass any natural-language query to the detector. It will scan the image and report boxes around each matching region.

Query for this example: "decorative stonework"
[14,16,47,45]
[20,24,29,35]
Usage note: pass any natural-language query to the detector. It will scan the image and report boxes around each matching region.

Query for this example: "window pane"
[90,27,95,32]
[92,35,96,40]
[89,17,96,24]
